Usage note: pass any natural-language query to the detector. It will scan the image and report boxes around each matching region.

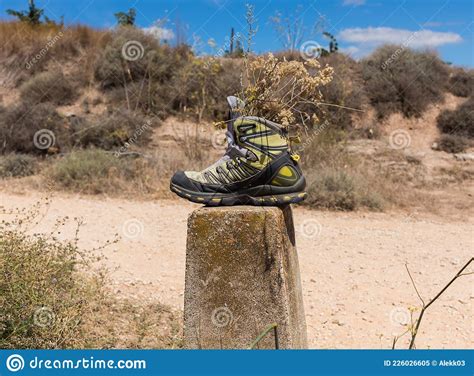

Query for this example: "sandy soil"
[1,191,472,349]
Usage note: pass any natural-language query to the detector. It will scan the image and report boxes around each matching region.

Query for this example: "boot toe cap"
[171,171,200,191]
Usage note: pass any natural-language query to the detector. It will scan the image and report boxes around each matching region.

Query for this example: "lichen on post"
[184,206,307,349]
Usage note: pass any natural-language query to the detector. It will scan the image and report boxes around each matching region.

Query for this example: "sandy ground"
[1,191,472,349]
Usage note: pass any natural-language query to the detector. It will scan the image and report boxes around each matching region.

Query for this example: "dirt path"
[1,192,472,349]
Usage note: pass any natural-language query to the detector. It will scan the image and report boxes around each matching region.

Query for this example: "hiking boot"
[170,96,307,206]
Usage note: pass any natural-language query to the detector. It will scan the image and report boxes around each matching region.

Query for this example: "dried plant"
[239,53,333,128]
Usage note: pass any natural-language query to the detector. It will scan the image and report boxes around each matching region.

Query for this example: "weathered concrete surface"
[184,206,307,349]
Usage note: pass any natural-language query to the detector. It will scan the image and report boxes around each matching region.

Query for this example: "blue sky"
[1,0,472,66]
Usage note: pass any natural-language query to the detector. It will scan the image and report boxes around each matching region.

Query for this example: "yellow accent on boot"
[271,165,299,187]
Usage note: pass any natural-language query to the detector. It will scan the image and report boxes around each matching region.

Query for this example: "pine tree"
[6,0,44,25]
[114,8,136,26]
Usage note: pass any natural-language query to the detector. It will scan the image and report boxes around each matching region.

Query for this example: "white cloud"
[338,27,462,48]
[339,45,360,56]
[343,0,366,6]
[142,26,175,41]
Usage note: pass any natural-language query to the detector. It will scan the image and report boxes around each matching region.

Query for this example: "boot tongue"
[225,95,245,149]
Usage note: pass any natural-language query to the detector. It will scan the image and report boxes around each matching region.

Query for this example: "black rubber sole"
[170,183,307,206]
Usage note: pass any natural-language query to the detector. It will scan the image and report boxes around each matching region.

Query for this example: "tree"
[6,0,44,25]
[114,8,136,26]
[316,32,339,57]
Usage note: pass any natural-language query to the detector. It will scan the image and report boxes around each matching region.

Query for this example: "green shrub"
[436,134,470,153]
[0,154,37,177]
[447,68,474,97]
[0,212,105,348]
[73,110,154,150]
[0,204,182,348]
[46,149,159,194]
[0,102,68,154]
[436,98,474,138]
[361,45,449,118]
[19,71,78,105]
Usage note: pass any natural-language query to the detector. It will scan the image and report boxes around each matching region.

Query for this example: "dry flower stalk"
[240,53,333,129]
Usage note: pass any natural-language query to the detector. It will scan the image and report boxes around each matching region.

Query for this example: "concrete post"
[184,206,307,349]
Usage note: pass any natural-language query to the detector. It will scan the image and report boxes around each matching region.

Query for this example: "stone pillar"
[184,206,307,349]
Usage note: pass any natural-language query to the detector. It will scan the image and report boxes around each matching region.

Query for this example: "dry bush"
[436,134,470,153]
[73,110,155,150]
[447,68,474,97]
[361,45,449,118]
[0,102,68,154]
[45,149,158,195]
[240,53,333,128]
[0,202,182,349]
[0,208,106,348]
[95,27,193,118]
[315,53,367,131]
[94,27,188,89]
[0,154,37,178]
[19,71,78,105]
[0,21,107,85]
[106,80,174,118]
[300,129,384,210]
[437,97,474,138]
[173,58,241,121]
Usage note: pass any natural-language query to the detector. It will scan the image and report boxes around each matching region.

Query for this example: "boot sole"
[170,183,306,206]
